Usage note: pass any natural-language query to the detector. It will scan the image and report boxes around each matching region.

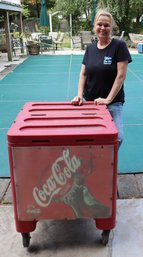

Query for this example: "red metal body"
[7,102,118,233]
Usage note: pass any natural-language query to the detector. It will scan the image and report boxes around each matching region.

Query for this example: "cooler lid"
[7,102,118,144]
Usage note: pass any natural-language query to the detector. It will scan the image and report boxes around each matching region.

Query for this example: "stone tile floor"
[1,198,143,257]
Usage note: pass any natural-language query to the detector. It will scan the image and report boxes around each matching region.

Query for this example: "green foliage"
[55,0,93,17]
[53,0,96,34]
[22,0,56,18]
[22,4,31,18]
[0,15,4,22]
[39,26,50,34]
[22,0,143,36]
[132,22,143,33]
[22,0,56,9]
[97,0,143,35]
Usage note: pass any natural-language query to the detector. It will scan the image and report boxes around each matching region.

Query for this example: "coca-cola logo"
[33,149,81,207]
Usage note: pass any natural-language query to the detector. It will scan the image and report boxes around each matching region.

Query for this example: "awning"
[0,0,22,12]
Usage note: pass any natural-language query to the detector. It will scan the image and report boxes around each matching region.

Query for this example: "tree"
[22,0,56,18]
[22,0,143,34]
[107,0,130,34]
[97,0,143,34]
[53,0,97,34]
[130,0,143,28]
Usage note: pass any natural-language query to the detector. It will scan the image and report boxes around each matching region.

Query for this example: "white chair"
[49,32,58,41]
[11,37,23,56]
[70,36,81,49]
[129,33,143,47]
[119,31,125,40]
[30,32,42,41]
[53,33,65,50]
[112,31,125,40]
[81,31,93,50]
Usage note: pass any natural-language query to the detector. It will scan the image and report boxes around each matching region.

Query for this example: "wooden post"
[19,12,24,54]
[4,11,12,61]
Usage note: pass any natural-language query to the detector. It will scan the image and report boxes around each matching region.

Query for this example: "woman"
[71,10,132,147]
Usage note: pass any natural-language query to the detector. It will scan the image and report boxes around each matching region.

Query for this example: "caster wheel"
[101,230,110,246]
[21,233,31,247]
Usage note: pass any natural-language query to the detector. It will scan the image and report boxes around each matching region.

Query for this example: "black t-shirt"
[82,38,132,103]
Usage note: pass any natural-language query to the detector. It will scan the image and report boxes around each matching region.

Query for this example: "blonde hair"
[94,10,113,26]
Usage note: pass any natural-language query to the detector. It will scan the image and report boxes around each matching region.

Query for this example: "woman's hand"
[71,96,83,106]
[94,97,111,105]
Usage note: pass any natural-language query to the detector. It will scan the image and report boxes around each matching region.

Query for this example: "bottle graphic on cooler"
[61,173,110,218]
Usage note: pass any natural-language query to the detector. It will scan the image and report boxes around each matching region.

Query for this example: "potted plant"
[27,40,40,55]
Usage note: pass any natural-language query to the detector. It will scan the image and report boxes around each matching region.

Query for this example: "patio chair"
[53,33,65,50]
[11,37,23,56]
[112,31,125,40]
[129,33,143,47]
[49,32,58,41]
[38,35,55,54]
[70,35,81,49]
[81,31,93,50]
[30,32,42,41]
[119,31,125,40]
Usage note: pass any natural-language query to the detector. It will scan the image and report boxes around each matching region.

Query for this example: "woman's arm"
[94,60,128,105]
[71,64,87,105]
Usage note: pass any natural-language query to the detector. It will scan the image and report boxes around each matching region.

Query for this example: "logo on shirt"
[103,56,112,65]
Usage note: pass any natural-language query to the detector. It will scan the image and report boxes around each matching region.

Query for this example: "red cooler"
[7,102,118,247]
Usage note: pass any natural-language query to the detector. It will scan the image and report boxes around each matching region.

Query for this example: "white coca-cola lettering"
[33,149,81,207]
